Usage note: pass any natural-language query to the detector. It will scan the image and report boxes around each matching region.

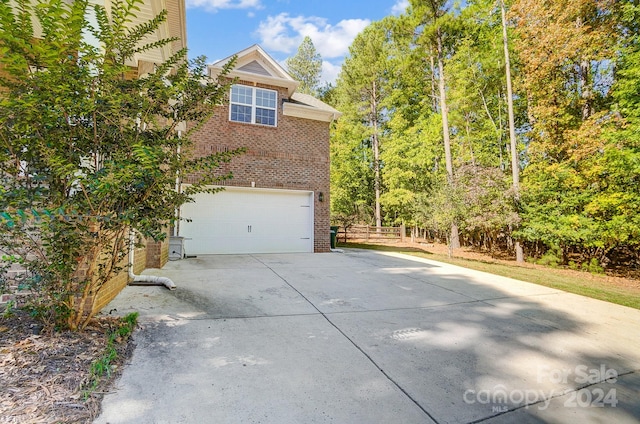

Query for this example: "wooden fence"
[336,225,406,243]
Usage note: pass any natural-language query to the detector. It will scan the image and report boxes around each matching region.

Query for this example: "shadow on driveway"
[96,249,640,424]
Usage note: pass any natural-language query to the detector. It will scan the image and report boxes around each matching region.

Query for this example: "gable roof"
[209,44,299,97]
[209,44,341,122]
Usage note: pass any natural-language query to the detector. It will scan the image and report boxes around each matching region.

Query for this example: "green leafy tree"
[417,165,518,257]
[286,36,322,96]
[0,0,243,330]
[376,14,440,229]
[581,1,640,263]
[408,0,463,248]
[445,0,526,260]
[330,117,375,230]
[445,0,515,169]
[511,0,634,265]
[381,112,441,227]
[330,0,638,270]
[333,20,393,229]
[455,165,520,252]
[415,174,464,257]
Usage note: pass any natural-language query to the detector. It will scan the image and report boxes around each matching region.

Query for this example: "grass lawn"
[340,242,640,310]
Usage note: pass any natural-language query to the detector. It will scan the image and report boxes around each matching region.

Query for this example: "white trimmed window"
[230,84,277,127]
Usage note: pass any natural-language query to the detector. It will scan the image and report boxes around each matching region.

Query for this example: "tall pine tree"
[286,36,322,95]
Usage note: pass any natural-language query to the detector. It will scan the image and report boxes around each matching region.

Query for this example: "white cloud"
[321,60,342,85]
[254,13,370,59]
[185,0,262,12]
[391,0,409,15]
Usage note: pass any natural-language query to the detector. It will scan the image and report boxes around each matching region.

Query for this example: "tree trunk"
[501,0,524,263]
[464,115,476,167]
[371,80,382,231]
[580,58,592,120]
[429,49,438,112]
[574,15,593,121]
[436,27,459,250]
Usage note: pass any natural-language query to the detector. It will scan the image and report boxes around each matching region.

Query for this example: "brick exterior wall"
[187,81,331,252]
[92,230,168,315]
[91,244,147,315]
[91,260,129,315]
[145,234,170,269]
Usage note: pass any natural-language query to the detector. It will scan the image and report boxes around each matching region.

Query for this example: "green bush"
[537,247,562,268]
[582,258,604,274]
[0,0,241,330]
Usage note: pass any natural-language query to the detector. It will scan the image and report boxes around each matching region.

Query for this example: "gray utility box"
[169,236,185,260]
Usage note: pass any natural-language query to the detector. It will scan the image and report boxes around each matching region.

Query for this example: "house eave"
[283,102,341,122]
[209,67,299,97]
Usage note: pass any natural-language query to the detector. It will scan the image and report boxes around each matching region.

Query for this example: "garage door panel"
[180,187,313,254]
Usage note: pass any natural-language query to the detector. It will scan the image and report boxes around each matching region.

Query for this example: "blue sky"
[185,0,409,84]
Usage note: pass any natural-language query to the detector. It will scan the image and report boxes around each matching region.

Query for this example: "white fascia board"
[210,68,298,97]
[283,102,339,122]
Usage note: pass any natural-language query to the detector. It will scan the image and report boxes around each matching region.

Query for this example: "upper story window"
[230,84,277,127]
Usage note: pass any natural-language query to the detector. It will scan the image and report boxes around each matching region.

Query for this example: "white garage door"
[179,187,314,254]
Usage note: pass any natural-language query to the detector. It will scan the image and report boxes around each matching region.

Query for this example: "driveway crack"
[255,257,440,424]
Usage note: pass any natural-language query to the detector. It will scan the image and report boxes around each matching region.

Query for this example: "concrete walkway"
[95,249,640,424]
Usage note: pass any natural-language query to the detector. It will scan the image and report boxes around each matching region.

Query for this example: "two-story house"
[178,45,340,255]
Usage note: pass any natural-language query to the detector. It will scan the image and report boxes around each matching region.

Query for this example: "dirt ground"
[0,311,134,424]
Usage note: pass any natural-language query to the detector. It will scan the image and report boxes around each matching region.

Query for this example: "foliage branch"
[0,0,243,330]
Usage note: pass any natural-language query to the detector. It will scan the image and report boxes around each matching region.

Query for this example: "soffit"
[282,92,342,122]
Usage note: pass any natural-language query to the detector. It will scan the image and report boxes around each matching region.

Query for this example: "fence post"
[366,225,370,240]
[400,224,405,242]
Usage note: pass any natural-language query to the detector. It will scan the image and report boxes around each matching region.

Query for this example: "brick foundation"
[145,233,170,269]
[92,234,168,315]
[91,244,147,315]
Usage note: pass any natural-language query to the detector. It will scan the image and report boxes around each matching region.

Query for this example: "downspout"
[174,141,181,237]
[128,229,176,290]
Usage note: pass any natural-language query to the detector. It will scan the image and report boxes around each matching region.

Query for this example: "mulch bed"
[0,310,135,424]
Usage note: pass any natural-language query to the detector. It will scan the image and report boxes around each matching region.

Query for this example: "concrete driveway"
[95,249,640,424]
